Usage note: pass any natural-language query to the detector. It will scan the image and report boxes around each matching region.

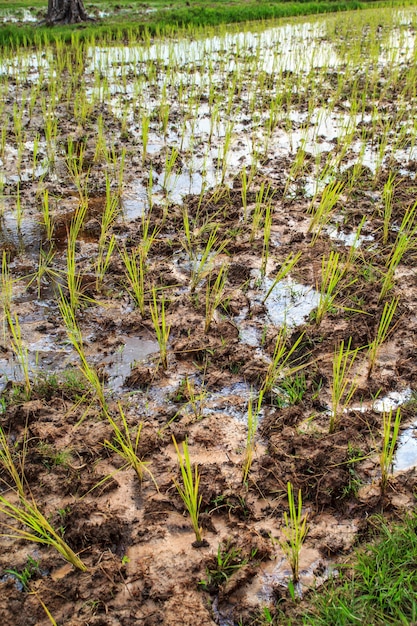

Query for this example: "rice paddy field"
[2,3,417,624]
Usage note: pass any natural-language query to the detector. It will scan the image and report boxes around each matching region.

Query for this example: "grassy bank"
[0,0,412,47]
[297,515,417,625]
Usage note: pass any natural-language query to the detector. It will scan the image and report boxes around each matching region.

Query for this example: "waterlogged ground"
[2,7,417,625]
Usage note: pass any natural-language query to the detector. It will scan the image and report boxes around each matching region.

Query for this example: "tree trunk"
[46,0,90,25]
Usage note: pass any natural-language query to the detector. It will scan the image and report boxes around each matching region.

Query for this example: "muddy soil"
[2,7,417,626]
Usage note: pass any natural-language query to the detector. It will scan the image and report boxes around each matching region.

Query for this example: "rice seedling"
[242,389,264,484]
[65,200,88,310]
[93,114,107,163]
[250,183,271,244]
[0,426,25,497]
[96,234,116,291]
[104,403,158,489]
[378,235,409,302]
[0,492,87,571]
[381,173,396,245]
[344,215,367,271]
[262,251,302,304]
[172,436,203,544]
[163,147,179,190]
[15,183,23,231]
[30,247,58,299]
[159,102,170,137]
[329,337,359,434]
[58,291,108,415]
[116,147,126,197]
[378,203,417,301]
[279,482,308,583]
[96,175,120,289]
[380,407,401,493]
[182,377,207,421]
[261,201,273,276]
[262,329,306,395]
[240,168,249,221]
[141,206,159,256]
[314,251,351,325]
[5,310,31,399]
[308,180,344,244]
[149,287,171,371]
[120,245,147,315]
[41,189,54,242]
[284,145,308,197]
[182,205,194,260]
[204,263,228,333]
[220,121,234,184]
[1,251,13,335]
[65,138,89,200]
[190,226,229,292]
[32,132,40,179]
[368,297,399,374]
[66,237,83,312]
[99,173,120,233]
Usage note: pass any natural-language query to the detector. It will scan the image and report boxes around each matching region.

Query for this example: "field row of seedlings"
[1,6,417,625]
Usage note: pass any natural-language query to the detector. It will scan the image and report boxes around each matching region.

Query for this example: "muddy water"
[394,421,417,472]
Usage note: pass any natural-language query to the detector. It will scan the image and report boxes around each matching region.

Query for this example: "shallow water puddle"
[105,335,160,389]
[373,388,412,412]
[0,211,43,253]
[260,549,330,599]
[204,382,252,422]
[253,276,320,327]
[238,325,261,348]
[394,421,417,472]
[326,222,375,249]
[346,388,413,416]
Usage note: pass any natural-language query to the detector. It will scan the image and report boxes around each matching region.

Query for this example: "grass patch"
[0,0,407,47]
[302,514,417,625]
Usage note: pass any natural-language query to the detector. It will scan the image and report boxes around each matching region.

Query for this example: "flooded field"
[2,6,417,624]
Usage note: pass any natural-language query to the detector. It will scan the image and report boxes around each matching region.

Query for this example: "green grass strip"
[0,0,409,48]
[305,515,417,625]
